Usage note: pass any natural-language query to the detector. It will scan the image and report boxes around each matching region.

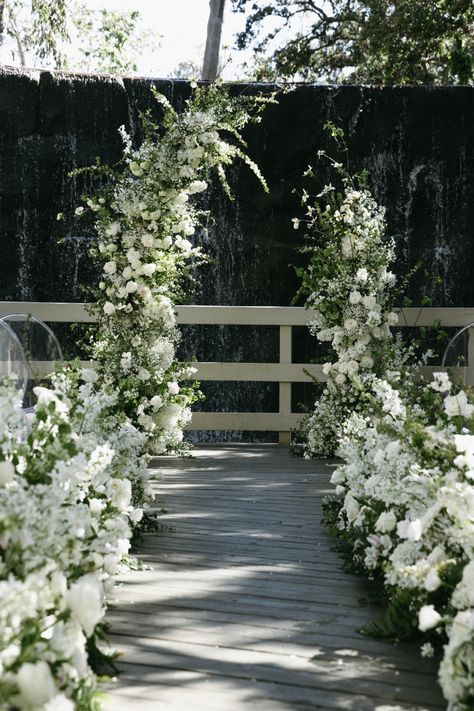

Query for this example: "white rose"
[141,234,154,248]
[80,367,98,383]
[16,661,57,706]
[0,460,15,484]
[418,604,442,632]
[141,263,157,277]
[344,492,360,522]
[356,268,368,282]
[444,390,474,419]
[335,373,346,385]
[109,478,132,510]
[103,260,117,274]
[363,295,377,309]
[138,367,151,381]
[126,280,138,294]
[74,206,84,216]
[122,266,133,279]
[130,508,144,524]
[105,221,120,236]
[424,568,442,592]
[360,355,374,369]
[386,311,399,326]
[103,301,115,315]
[66,574,104,637]
[167,381,180,395]
[150,395,163,410]
[163,236,173,248]
[375,510,397,533]
[349,290,362,304]
[322,362,332,375]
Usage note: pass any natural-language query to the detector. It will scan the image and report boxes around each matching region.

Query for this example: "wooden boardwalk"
[103,446,445,711]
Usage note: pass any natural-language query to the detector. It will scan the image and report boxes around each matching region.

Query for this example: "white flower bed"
[329,372,474,709]
[0,370,149,709]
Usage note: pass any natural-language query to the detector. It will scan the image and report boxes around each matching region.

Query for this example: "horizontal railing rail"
[1,302,474,443]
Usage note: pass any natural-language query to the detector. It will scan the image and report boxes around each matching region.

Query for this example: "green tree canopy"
[231,0,474,84]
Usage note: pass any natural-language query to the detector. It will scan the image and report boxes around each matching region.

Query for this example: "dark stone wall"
[1,66,473,310]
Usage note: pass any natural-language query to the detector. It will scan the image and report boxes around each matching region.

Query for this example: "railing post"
[279,325,292,445]
[467,327,474,386]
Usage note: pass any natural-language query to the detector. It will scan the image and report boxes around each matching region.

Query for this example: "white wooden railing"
[1,302,474,444]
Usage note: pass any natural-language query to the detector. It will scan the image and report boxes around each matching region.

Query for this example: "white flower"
[344,492,360,522]
[138,367,151,381]
[130,508,144,524]
[362,295,376,309]
[0,460,15,484]
[141,263,157,276]
[16,661,57,706]
[430,372,451,393]
[105,221,121,236]
[397,518,423,542]
[420,643,434,658]
[126,280,139,293]
[141,233,154,248]
[292,218,300,230]
[349,290,362,304]
[66,574,104,637]
[80,368,98,383]
[418,604,442,632]
[424,568,442,592]
[167,381,180,395]
[375,510,397,533]
[356,268,368,282]
[75,206,84,216]
[150,395,163,410]
[103,301,115,315]
[444,390,474,419]
[103,260,117,275]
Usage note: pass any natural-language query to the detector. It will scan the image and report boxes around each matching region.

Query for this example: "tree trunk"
[202,0,226,82]
[0,0,5,45]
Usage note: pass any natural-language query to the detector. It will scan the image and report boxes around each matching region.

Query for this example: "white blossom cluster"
[0,369,150,709]
[76,87,271,455]
[298,179,399,457]
[330,371,474,709]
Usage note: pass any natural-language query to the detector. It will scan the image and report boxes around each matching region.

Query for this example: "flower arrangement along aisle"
[325,372,474,710]
[295,129,401,457]
[0,368,148,710]
[72,84,274,454]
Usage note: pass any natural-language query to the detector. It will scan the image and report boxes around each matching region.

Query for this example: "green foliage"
[231,0,474,84]
[360,589,419,641]
[71,4,159,74]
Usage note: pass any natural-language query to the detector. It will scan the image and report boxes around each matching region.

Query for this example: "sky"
[78,0,251,79]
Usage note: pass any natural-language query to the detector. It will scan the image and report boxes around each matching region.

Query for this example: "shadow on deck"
[103,446,445,711]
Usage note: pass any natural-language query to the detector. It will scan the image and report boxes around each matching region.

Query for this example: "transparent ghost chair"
[0,314,63,412]
[0,318,28,400]
[441,321,474,385]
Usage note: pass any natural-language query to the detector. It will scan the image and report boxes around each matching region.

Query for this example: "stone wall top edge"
[0,64,473,93]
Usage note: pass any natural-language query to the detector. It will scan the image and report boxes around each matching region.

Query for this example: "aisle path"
[103,446,445,711]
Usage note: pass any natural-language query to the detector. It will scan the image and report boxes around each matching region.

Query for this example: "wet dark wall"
[1,66,473,308]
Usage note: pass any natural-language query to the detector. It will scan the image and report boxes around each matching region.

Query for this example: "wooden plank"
[0,301,94,322]
[104,446,444,711]
[185,412,303,431]
[2,301,473,328]
[190,361,326,382]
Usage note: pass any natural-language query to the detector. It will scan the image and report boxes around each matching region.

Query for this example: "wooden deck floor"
[103,445,445,711]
